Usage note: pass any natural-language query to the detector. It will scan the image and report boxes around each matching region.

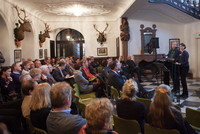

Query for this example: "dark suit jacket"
[108,70,125,92]
[168,47,181,62]
[52,67,66,82]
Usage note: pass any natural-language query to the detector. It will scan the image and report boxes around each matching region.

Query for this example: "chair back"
[113,114,141,134]
[26,117,35,134]
[186,107,200,131]
[144,123,180,134]
[73,83,80,97]
[136,97,152,110]
[174,105,181,112]
[78,100,86,118]
[110,86,119,101]
[34,127,47,134]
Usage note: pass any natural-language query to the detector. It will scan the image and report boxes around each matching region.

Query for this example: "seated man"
[52,60,74,86]
[11,62,22,94]
[40,65,56,85]
[47,82,86,134]
[126,56,142,82]
[108,61,125,93]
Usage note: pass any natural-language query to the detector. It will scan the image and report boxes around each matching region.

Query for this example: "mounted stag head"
[13,6,31,44]
[39,23,50,46]
[93,23,108,45]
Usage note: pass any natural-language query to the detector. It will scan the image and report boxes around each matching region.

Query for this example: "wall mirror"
[140,24,157,55]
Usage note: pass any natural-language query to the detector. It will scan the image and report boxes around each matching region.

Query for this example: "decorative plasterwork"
[44,1,111,16]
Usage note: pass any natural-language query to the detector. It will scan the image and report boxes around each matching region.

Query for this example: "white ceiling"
[7,0,136,22]
[6,0,198,23]
[122,0,198,23]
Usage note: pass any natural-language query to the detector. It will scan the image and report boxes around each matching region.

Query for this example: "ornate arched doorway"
[56,29,85,59]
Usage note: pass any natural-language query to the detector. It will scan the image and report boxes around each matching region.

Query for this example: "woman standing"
[176,43,189,98]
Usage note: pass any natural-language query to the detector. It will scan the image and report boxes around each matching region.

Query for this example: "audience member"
[41,57,51,65]
[11,62,22,93]
[21,61,30,75]
[102,57,112,79]
[146,84,196,134]
[108,61,125,93]
[116,79,145,133]
[74,63,93,93]
[30,83,51,131]
[51,58,56,67]
[52,60,74,86]
[29,68,42,84]
[47,82,86,134]
[0,67,17,102]
[79,98,117,134]
[35,59,41,68]
[87,58,95,75]
[27,58,32,62]
[29,61,35,69]
[90,56,99,69]
[21,80,37,118]
[40,65,56,85]
[81,60,96,81]
[19,74,32,84]
[126,56,142,82]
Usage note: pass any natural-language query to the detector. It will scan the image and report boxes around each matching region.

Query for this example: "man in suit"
[126,56,142,82]
[40,65,56,85]
[164,42,181,93]
[108,61,125,93]
[47,82,86,134]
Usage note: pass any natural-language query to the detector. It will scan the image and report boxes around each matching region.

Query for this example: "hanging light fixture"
[66,29,71,40]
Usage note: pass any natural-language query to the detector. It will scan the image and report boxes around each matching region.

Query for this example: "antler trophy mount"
[93,23,108,45]
[39,23,50,47]
[13,5,31,47]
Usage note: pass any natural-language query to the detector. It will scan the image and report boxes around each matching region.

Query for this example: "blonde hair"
[148,84,176,128]
[118,56,124,62]
[122,79,138,100]
[85,98,113,130]
[30,83,51,111]
[50,82,72,108]
[29,68,41,78]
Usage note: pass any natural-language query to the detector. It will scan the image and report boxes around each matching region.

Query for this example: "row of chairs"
[113,114,180,134]
[110,86,200,133]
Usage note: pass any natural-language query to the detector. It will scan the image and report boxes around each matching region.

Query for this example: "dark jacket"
[10,72,21,93]
[30,107,51,131]
[116,98,145,133]
[168,47,181,62]
[108,70,125,92]
[0,77,16,100]
[177,50,189,67]
[52,67,66,82]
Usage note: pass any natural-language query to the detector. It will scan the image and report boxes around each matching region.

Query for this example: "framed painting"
[14,49,21,62]
[97,47,108,56]
[169,38,180,50]
[44,49,47,58]
[39,49,43,59]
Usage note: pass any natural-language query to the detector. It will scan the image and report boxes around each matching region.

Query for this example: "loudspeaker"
[151,37,159,48]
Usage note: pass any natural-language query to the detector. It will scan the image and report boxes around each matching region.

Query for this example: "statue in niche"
[120,17,130,41]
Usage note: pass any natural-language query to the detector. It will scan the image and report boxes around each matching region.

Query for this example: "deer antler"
[14,5,29,23]
[44,23,50,31]
[102,23,109,34]
[93,24,101,33]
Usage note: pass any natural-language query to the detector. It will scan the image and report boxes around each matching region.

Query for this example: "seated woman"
[74,63,94,94]
[30,83,51,131]
[116,79,145,133]
[0,67,17,102]
[81,60,97,81]
[79,98,117,134]
[146,84,194,134]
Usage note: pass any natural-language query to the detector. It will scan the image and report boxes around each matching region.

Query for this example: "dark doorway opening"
[56,29,85,59]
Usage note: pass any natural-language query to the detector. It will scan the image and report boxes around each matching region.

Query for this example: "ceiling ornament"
[44,1,111,16]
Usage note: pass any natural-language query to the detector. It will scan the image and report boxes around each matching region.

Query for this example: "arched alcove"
[0,15,10,66]
[21,23,35,60]
[56,28,85,59]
